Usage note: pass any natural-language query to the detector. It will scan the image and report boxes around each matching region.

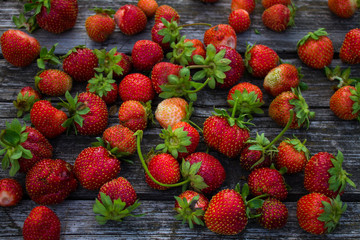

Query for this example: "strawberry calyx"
[283,136,310,159]
[61,45,88,59]
[244,43,255,74]
[12,13,38,33]
[297,28,328,48]
[174,194,205,229]
[227,89,264,120]
[94,47,124,76]
[325,66,360,90]
[93,192,143,225]
[167,35,196,66]
[87,73,115,98]
[92,137,133,164]
[37,43,61,69]
[235,183,267,218]
[17,0,52,33]
[91,7,115,17]
[0,119,33,176]
[318,195,347,233]
[13,92,39,118]
[180,160,209,192]
[349,83,360,121]
[289,87,315,128]
[287,3,296,27]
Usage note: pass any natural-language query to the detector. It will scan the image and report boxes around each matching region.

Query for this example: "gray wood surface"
[0,0,359,239]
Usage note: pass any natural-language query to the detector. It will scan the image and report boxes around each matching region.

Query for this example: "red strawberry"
[119,73,155,102]
[85,8,115,43]
[184,152,226,194]
[74,146,121,190]
[244,43,279,78]
[228,9,251,33]
[328,0,358,18]
[297,28,334,69]
[138,0,158,17]
[35,69,72,97]
[23,206,61,240]
[13,86,41,118]
[0,29,40,67]
[304,151,356,198]
[154,5,180,23]
[329,84,360,120]
[339,28,360,64]
[131,40,164,71]
[118,100,152,132]
[30,100,67,138]
[240,143,272,171]
[263,63,302,97]
[151,62,183,94]
[86,74,118,105]
[102,124,136,156]
[231,0,256,14]
[257,197,288,229]
[262,4,295,32]
[204,24,237,49]
[114,5,147,35]
[0,178,23,207]
[227,82,264,103]
[297,193,347,234]
[155,97,189,129]
[184,39,206,65]
[26,158,77,205]
[151,22,172,50]
[262,0,292,9]
[62,46,98,82]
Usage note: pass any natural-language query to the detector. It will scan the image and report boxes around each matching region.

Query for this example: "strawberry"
[244,44,280,78]
[138,0,158,17]
[174,190,209,228]
[0,29,40,67]
[339,28,360,64]
[328,0,358,18]
[0,119,53,175]
[119,73,155,102]
[297,28,334,69]
[228,9,251,33]
[22,206,61,240]
[93,177,141,224]
[257,197,288,229]
[263,63,303,97]
[262,4,295,32]
[131,40,164,71]
[114,4,147,35]
[35,69,72,97]
[86,74,118,105]
[155,97,189,129]
[151,21,172,51]
[26,158,77,205]
[329,84,360,120]
[62,46,98,82]
[304,151,356,198]
[85,8,116,43]
[74,146,121,190]
[0,178,23,207]
[204,24,237,49]
[13,86,41,118]
[262,0,292,9]
[154,5,180,24]
[297,193,347,234]
[102,124,137,157]
[151,62,183,94]
[30,100,67,138]
[231,0,256,14]
[227,82,264,103]
[118,101,152,132]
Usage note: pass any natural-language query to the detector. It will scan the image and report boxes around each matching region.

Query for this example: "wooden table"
[1,0,360,239]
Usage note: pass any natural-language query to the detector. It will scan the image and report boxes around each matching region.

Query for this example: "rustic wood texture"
[0,0,360,239]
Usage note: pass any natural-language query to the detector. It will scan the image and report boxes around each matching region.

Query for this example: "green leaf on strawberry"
[94,47,124,76]
[289,87,315,129]
[167,35,196,66]
[88,73,115,98]
[318,195,347,233]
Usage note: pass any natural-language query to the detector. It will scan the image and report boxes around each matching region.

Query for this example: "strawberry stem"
[184,77,211,94]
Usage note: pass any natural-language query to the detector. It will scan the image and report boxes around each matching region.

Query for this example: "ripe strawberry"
[26,158,77,205]
[35,69,72,97]
[151,62,183,94]
[30,100,67,138]
[228,9,251,33]
[155,97,189,129]
[262,4,295,32]
[184,152,226,194]
[138,0,158,17]
[118,101,152,132]
[297,28,334,69]
[329,84,360,120]
[248,167,288,201]
[119,73,155,102]
[86,74,118,105]
[227,82,264,103]
[74,146,121,190]
[297,193,347,234]
[62,46,98,82]
[328,0,358,18]
[257,197,288,229]
[304,151,356,198]
[151,21,172,51]
[263,63,302,97]
[85,8,115,42]
[244,44,279,78]
[204,24,237,49]
[23,206,61,240]
[0,119,53,175]
[184,39,206,65]
[102,124,136,156]
[240,143,272,171]
[339,28,360,64]
[0,29,40,67]
[231,0,256,14]
[0,178,23,207]
[154,5,180,23]
[13,86,41,118]
[131,40,164,71]
[262,0,292,9]
[114,4,147,35]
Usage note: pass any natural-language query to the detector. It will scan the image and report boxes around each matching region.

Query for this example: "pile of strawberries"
[0,0,359,239]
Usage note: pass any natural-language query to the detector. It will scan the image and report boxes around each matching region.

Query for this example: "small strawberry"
[131,40,164,71]
[204,24,237,49]
[86,73,118,105]
[262,0,292,9]
[227,82,264,103]
[231,0,256,14]
[151,62,183,94]
[228,9,251,33]
[328,0,358,18]
[23,206,61,240]
[339,28,360,64]
[13,86,41,118]
[119,73,155,102]
[257,197,288,229]
[118,101,152,132]
[0,29,40,67]
[297,28,334,69]
[155,97,189,129]
[114,4,147,35]
[62,46,98,82]
[329,83,360,120]
[138,0,158,17]
[304,151,356,198]
[35,69,72,97]
[85,8,116,43]
[184,39,206,65]
[154,5,180,23]
[0,178,23,207]
[244,43,280,78]
[262,4,295,32]
[297,193,347,234]
[102,124,137,157]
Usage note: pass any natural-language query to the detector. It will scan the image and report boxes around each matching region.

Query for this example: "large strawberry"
[86,73,118,105]
[328,0,359,18]
[262,4,295,32]
[151,62,183,94]
[339,28,360,64]
[0,178,23,207]
[13,86,41,118]
[154,5,180,23]
[138,0,158,17]
[228,9,251,33]
[119,73,155,102]
[35,69,72,97]
[0,119,53,176]
[131,40,164,71]
[257,197,288,229]
[85,8,115,43]
[204,24,237,49]
[0,29,40,67]
[114,4,147,35]
[262,0,291,8]
[118,101,152,132]
[155,97,189,129]
[329,83,360,120]
[231,0,256,14]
